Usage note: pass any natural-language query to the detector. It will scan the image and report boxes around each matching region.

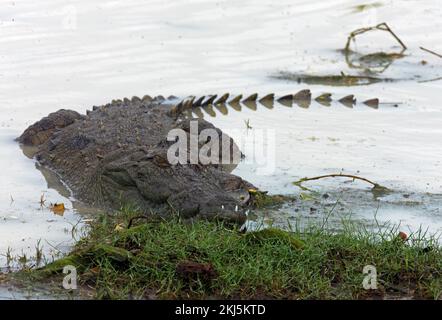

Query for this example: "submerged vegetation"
[10,208,441,300]
[273,72,391,86]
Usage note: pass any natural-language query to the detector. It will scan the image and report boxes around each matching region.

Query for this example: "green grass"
[21,209,442,300]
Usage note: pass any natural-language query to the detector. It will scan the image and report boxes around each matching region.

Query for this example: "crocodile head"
[97,146,251,224]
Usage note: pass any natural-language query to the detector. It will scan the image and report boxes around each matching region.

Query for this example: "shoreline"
[3,208,440,300]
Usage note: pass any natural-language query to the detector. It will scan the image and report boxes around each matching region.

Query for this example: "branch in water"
[420,46,442,59]
[293,174,390,194]
[345,22,407,52]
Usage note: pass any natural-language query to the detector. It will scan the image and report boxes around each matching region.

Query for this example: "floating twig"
[344,23,406,73]
[420,47,442,59]
[293,173,390,195]
[376,23,407,50]
[345,22,407,52]
[418,76,442,83]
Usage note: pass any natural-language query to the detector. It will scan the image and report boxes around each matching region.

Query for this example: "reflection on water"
[178,90,390,119]
[0,142,91,271]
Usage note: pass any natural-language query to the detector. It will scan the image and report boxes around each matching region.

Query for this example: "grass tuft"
[18,209,442,300]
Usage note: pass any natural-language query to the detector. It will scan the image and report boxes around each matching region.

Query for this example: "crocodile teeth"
[277,94,293,107]
[202,95,218,106]
[339,95,356,108]
[259,93,274,109]
[293,89,311,101]
[242,93,258,103]
[193,96,205,107]
[214,93,230,105]
[363,98,379,109]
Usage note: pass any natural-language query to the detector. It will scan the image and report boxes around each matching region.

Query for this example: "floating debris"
[344,22,407,73]
[293,173,391,198]
[50,203,66,216]
[273,72,391,86]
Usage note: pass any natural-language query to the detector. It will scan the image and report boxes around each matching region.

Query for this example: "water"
[0,0,441,268]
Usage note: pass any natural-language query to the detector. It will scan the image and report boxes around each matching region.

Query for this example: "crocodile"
[18,96,257,225]
[18,90,394,225]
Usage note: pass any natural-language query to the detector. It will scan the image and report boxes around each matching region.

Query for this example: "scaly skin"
[18,96,254,225]
[17,90,392,224]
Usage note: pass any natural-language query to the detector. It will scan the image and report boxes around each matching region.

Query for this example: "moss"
[36,255,83,276]
[249,190,293,208]
[244,228,305,249]
[85,244,133,263]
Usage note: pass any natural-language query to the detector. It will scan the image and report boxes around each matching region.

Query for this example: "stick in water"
[420,46,442,59]
[293,174,390,193]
